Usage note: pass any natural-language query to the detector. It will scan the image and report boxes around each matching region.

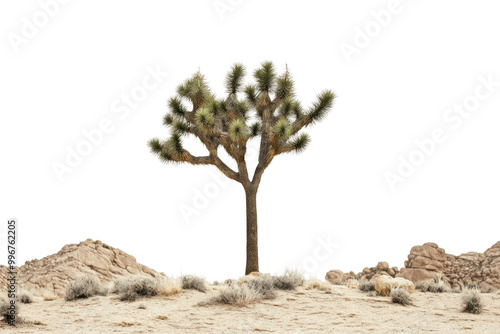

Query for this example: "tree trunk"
[245,186,259,275]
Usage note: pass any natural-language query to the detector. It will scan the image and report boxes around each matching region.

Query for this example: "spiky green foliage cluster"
[149,61,336,183]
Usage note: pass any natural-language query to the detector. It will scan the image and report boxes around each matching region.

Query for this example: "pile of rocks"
[326,241,500,290]
[325,262,399,284]
[0,239,163,297]
[398,241,500,290]
[357,261,400,281]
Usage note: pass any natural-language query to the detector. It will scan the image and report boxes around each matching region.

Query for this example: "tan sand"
[2,285,499,333]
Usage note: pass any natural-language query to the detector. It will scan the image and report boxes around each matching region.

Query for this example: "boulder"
[406,243,446,271]
[325,270,345,284]
[376,262,389,272]
[375,276,415,296]
[396,268,438,282]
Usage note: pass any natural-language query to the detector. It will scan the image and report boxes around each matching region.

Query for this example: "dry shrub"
[304,280,332,291]
[18,291,34,304]
[181,275,207,293]
[65,276,107,301]
[0,301,21,324]
[416,278,450,293]
[272,269,304,290]
[359,281,376,292]
[428,280,450,293]
[245,276,276,299]
[205,270,307,306]
[390,288,412,306]
[465,282,496,293]
[462,288,483,314]
[223,279,235,286]
[114,275,181,301]
[415,280,432,291]
[208,275,279,306]
[210,285,261,306]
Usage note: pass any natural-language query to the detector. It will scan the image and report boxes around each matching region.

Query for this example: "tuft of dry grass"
[114,275,181,301]
[462,288,483,314]
[304,280,332,291]
[272,269,304,290]
[156,277,182,296]
[0,301,21,324]
[117,321,140,327]
[416,278,450,293]
[345,278,359,289]
[65,276,107,301]
[358,281,376,292]
[223,279,235,286]
[210,285,261,306]
[465,282,497,293]
[43,292,58,301]
[246,275,276,299]
[428,280,450,293]
[415,280,432,291]
[205,270,307,306]
[181,275,207,293]
[390,288,412,306]
[18,290,34,304]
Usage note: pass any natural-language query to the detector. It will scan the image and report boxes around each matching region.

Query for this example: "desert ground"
[2,284,499,334]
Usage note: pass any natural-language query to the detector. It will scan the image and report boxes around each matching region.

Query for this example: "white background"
[1,0,499,281]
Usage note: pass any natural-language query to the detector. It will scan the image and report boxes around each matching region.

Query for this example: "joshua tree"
[149,61,336,274]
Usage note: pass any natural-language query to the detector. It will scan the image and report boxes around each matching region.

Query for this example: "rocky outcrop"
[443,241,500,290]
[325,270,345,284]
[397,241,500,290]
[358,262,400,282]
[0,239,163,297]
[405,243,447,271]
[325,242,500,290]
[397,268,439,283]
